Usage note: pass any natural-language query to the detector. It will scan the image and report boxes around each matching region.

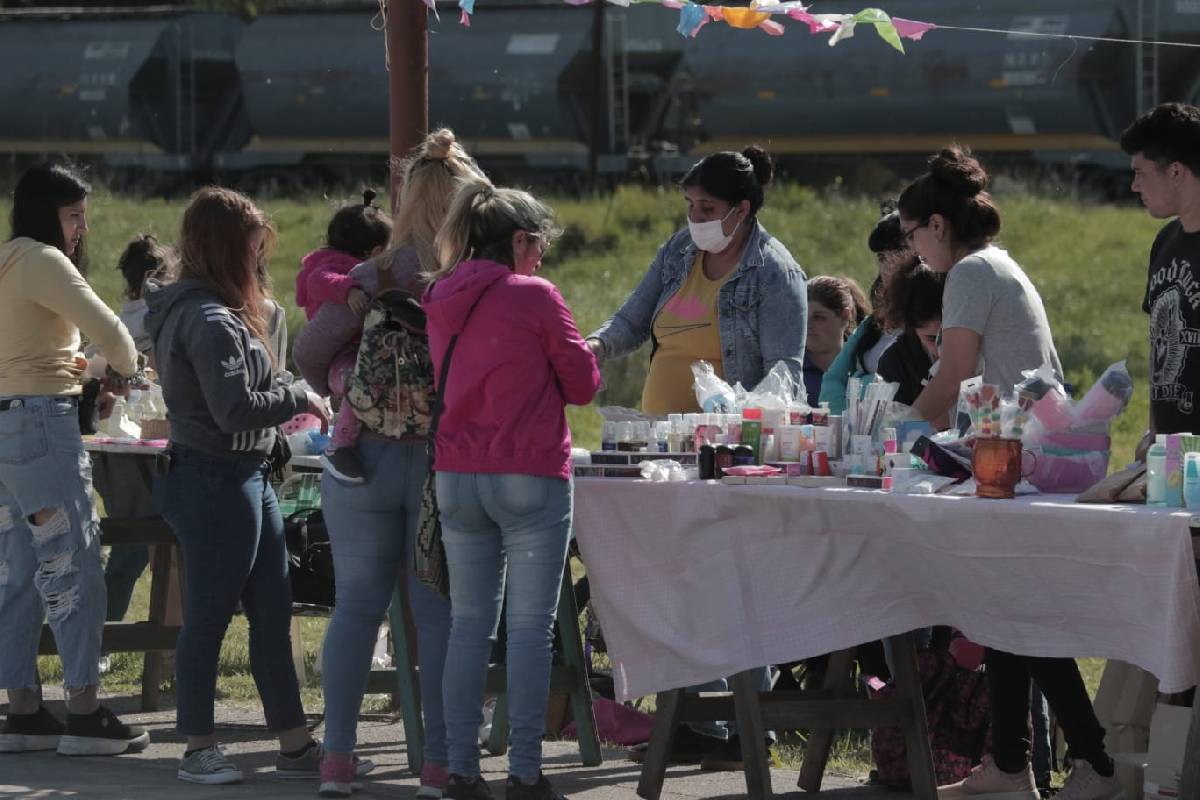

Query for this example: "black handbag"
[78,378,102,435]
[284,508,335,609]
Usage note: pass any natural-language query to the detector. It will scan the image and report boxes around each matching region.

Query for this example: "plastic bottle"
[1147,434,1168,506]
[1185,453,1200,511]
[653,421,670,453]
[741,408,763,464]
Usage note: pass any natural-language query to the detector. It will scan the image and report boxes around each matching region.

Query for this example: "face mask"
[688,207,742,253]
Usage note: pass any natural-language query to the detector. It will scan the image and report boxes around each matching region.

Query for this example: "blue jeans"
[438,472,572,782]
[319,438,452,761]
[0,395,106,691]
[156,444,306,736]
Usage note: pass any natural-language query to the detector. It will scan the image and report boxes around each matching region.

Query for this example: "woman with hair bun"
[899,147,1119,800]
[900,145,1062,426]
[587,146,808,413]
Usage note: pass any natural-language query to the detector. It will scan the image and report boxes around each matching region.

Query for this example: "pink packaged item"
[560,697,654,746]
[1030,387,1074,433]
[1029,449,1110,494]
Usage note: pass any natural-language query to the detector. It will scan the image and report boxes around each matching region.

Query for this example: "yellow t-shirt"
[641,254,733,414]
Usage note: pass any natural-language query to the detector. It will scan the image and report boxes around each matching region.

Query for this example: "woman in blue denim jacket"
[586,147,807,413]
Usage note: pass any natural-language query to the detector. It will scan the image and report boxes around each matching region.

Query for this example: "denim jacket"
[590,221,808,391]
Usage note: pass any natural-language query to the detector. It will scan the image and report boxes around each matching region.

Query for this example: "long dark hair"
[9,162,91,273]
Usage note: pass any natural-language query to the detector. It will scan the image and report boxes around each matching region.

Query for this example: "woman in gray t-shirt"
[899,150,1061,424]
[896,146,1118,800]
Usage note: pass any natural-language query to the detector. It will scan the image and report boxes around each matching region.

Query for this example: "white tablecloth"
[573,479,1200,701]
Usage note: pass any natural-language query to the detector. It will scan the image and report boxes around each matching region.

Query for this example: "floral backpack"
[345,266,435,438]
[870,648,991,788]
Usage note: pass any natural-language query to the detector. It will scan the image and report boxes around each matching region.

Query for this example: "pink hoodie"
[296,248,361,320]
[422,259,600,481]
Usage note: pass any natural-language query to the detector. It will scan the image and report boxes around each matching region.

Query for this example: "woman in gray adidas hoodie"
[145,187,336,786]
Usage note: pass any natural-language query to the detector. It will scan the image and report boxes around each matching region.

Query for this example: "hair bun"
[362,188,377,207]
[742,145,774,188]
[928,145,988,196]
[425,128,457,161]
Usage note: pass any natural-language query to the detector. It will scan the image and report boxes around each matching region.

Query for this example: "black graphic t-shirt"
[1143,219,1200,434]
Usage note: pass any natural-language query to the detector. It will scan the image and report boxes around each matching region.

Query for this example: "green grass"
[9,184,1141,770]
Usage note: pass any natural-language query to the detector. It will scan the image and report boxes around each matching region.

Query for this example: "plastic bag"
[1073,360,1133,426]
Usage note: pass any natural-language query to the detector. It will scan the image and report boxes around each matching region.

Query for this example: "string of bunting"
[422,0,1200,55]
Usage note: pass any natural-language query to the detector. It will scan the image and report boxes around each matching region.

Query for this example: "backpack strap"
[376,258,395,292]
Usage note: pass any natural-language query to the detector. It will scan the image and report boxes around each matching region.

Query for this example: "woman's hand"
[306,392,332,434]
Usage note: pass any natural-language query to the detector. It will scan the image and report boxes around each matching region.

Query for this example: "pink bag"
[560,697,655,746]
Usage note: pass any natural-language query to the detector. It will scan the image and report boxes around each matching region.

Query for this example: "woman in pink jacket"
[422,181,600,800]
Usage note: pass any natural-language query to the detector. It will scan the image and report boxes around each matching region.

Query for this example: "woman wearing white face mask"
[587,146,808,414]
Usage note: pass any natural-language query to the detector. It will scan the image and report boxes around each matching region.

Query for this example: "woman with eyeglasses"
[899,146,1118,800]
[586,146,807,414]
[422,181,600,800]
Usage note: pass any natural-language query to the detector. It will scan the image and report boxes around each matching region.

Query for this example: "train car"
[2,0,1199,179]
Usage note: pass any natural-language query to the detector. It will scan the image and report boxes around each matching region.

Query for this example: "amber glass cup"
[972,437,1025,499]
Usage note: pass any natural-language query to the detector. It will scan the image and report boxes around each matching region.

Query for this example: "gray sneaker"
[178,745,243,785]
[275,742,375,780]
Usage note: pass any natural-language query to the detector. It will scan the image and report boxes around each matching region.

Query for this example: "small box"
[721,475,747,485]
[786,475,843,488]
[765,475,786,485]
[846,474,889,490]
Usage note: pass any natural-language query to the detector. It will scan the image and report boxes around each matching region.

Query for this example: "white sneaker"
[1056,760,1125,800]
[938,755,1038,800]
[177,745,243,785]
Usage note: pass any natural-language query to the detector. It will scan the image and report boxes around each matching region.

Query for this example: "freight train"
[1,0,1199,182]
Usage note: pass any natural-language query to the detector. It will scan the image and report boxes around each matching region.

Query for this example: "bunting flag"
[451,0,937,51]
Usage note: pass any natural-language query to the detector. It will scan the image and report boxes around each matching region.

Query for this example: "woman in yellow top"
[587,147,808,414]
[0,163,147,756]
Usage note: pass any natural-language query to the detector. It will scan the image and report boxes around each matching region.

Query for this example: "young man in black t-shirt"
[1120,103,1200,454]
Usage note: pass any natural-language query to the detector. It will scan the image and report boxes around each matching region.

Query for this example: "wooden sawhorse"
[636,632,937,799]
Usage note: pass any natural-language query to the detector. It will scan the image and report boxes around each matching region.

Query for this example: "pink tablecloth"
[573,479,1200,701]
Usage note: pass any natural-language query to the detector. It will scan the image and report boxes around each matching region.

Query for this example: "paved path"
[0,700,893,799]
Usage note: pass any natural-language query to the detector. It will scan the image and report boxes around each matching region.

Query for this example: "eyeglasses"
[901,221,928,245]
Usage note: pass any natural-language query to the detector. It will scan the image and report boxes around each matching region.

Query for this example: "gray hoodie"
[144,279,306,458]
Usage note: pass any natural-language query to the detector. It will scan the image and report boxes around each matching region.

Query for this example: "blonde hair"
[389,128,488,274]
[429,181,561,281]
[179,187,277,362]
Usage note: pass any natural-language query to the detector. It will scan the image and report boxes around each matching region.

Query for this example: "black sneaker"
[321,447,365,485]
[0,706,65,752]
[505,773,568,800]
[627,724,722,765]
[445,773,494,799]
[58,706,150,756]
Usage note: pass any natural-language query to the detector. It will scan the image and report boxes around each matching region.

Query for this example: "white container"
[779,426,803,461]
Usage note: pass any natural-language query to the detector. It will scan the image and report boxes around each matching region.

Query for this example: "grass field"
[3,184,1144,769]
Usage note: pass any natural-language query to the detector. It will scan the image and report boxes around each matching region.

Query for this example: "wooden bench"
[38,517,182,712]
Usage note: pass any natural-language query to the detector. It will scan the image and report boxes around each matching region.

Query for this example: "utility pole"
[387,0,429,210]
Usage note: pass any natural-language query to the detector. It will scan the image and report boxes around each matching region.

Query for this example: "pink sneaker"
[417,762,451,799]
[319,752,356,798]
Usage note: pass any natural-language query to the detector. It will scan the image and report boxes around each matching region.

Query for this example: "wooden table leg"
[387,578,424,773]
[888,632,937,800]
[139,541,177,712]
[797,648,855,792]
[731,668,773,800]
[637,688,683,800]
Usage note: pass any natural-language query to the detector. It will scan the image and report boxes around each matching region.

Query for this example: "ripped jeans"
[0,395,106,692]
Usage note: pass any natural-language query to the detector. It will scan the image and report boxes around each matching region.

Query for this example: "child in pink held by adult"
[296,190,392,483]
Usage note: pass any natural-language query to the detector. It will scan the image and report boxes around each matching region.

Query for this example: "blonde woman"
[294,129,490,799]
[422,182,600,800]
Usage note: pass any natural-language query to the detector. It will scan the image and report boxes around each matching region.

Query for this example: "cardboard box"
[1094,660,1159,728]
[1111,750,1148,800]
[1141,703,1193,799]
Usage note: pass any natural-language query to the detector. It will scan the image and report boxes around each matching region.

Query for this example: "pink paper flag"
[892,17,937,41]
[459,8,470,25]
[787,9,844,34]
[758,19,785,36]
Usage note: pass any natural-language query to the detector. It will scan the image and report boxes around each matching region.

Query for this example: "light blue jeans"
[438,472,572,782]
[0,395,106,692]
[320,438,452,762]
